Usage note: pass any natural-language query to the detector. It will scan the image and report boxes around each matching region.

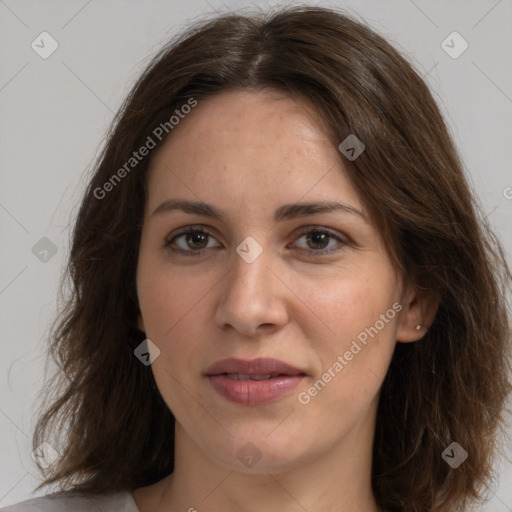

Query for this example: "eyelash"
[164,225,348,258]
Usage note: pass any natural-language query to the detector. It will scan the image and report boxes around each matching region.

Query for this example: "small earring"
[415,324,422,330]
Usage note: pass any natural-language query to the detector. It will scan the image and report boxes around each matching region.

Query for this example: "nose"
[213,243,289,337]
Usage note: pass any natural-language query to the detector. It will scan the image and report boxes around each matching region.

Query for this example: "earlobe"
[396,286,440,343]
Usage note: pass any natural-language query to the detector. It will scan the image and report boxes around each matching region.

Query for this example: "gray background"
[1,0,511,509]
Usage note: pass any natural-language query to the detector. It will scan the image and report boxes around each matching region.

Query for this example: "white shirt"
[0,490,140,512]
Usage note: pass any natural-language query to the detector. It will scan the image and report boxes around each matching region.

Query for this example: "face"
[136,90,415,473]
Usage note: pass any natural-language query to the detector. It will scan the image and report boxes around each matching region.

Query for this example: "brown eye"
[292,228,347,256]
[304,231,330,250]
[183,232,209,250]
[165,227,221,255]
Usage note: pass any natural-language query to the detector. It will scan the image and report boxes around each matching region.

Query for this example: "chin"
[198,430,310,473]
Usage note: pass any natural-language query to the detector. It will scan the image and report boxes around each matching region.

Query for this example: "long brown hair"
[32,6,512,511]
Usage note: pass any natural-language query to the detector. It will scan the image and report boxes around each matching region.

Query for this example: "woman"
[3,5,511,512]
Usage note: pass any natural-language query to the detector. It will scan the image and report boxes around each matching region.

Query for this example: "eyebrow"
[151,199,365,222]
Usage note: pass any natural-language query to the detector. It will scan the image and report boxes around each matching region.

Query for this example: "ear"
[137,313,146,333]
[396,282,439,343]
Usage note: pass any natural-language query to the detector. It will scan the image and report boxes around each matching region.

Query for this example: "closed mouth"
[222,373,305,380]
[205,357,307,378]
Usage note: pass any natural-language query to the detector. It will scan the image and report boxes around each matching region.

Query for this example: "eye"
[165,226,220,256]
[290,227,347,256]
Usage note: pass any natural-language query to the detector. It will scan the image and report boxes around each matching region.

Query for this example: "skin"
[133,90,437,512]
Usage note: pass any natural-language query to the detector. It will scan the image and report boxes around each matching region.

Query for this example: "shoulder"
[0,490,138,512]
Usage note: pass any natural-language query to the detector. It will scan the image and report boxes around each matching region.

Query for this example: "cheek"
[137,261,217,374]
[136,267,209,410]
[137,245,199,338]
[304,264,398,341]
[301,263,399,396]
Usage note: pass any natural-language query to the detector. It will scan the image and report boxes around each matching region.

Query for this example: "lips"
[205,358,307,406]
[205,357,306,378]
[225,373,285,380]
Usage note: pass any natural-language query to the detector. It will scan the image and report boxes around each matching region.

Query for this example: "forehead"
[173,89,328,142]
[145,90,363,216]
[149,89,333,166]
